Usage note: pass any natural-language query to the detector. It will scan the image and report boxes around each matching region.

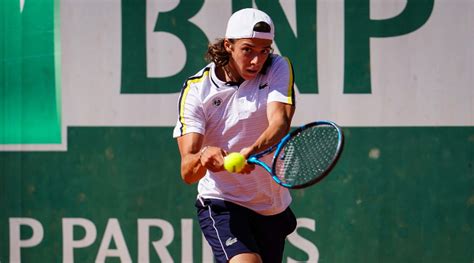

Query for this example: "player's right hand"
[199,146,227,172]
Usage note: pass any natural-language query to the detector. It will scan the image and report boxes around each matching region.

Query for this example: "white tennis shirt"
[173,54,295,215]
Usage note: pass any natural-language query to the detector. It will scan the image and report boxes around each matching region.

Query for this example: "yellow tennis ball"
[224,152,246,173]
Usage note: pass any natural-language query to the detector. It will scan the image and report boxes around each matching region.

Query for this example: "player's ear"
[224,39,233,53]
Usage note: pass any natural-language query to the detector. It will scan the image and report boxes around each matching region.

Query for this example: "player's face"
[225,38,273,81]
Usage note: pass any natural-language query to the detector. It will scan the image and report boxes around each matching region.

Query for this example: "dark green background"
[1,127,473,262]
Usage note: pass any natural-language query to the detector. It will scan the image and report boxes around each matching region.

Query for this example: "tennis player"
[173,8,296,263]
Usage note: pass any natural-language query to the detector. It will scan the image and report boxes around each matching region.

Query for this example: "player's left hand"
[239,147,256,174]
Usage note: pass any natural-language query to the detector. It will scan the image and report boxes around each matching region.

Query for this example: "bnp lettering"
[121,0,434,94]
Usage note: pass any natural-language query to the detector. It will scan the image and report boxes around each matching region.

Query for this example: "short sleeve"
[267,56,295,106]
[173,82,206,138]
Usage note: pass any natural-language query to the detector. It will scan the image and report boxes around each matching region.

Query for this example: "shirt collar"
[210,63,243,89]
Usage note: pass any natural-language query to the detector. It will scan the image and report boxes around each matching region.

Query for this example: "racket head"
[271,120,344,189]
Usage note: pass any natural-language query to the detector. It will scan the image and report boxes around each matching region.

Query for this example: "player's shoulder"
[261,54,292,76]
[265,54,291,70]
[180,64,213,93]
[269,54,292,65]
[185,64,212,85]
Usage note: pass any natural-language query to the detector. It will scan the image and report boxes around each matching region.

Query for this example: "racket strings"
[274,125,339,186]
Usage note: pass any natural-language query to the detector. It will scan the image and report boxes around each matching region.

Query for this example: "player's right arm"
[177,132,206,184]
[177,132,226,184]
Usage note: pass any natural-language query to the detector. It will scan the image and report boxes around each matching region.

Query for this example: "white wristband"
[199,146,209,158]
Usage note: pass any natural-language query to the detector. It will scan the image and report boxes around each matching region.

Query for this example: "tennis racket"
[247,120,344,189]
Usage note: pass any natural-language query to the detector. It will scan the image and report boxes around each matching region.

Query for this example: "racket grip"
[247,156,258,164]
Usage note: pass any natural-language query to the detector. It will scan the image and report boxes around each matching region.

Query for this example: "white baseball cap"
[225,8,274,40]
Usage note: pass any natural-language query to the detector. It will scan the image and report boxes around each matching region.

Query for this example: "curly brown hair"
[204,39,234,67]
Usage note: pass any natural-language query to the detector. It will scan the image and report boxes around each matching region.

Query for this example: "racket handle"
[247,156,258,164]
[247,156,273,174]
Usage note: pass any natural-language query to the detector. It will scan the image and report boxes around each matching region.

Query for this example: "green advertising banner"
[0,0,61,145]
[1,0,473,262]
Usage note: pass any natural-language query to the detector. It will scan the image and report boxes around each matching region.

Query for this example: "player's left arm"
[240,101,295,158]
[241,56,296,157]
[238,55,295,173]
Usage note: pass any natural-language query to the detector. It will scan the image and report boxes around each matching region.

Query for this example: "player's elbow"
[181,170,201,184]
[182,174,195,184]
[180,159,205,184]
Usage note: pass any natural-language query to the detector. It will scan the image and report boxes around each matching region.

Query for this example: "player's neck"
[221,63,243,84]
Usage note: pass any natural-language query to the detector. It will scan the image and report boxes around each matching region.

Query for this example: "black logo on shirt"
[213,97,222,107]
[259,83,268,90]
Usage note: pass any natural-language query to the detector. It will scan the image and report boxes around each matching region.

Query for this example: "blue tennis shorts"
[195,198,297,263]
